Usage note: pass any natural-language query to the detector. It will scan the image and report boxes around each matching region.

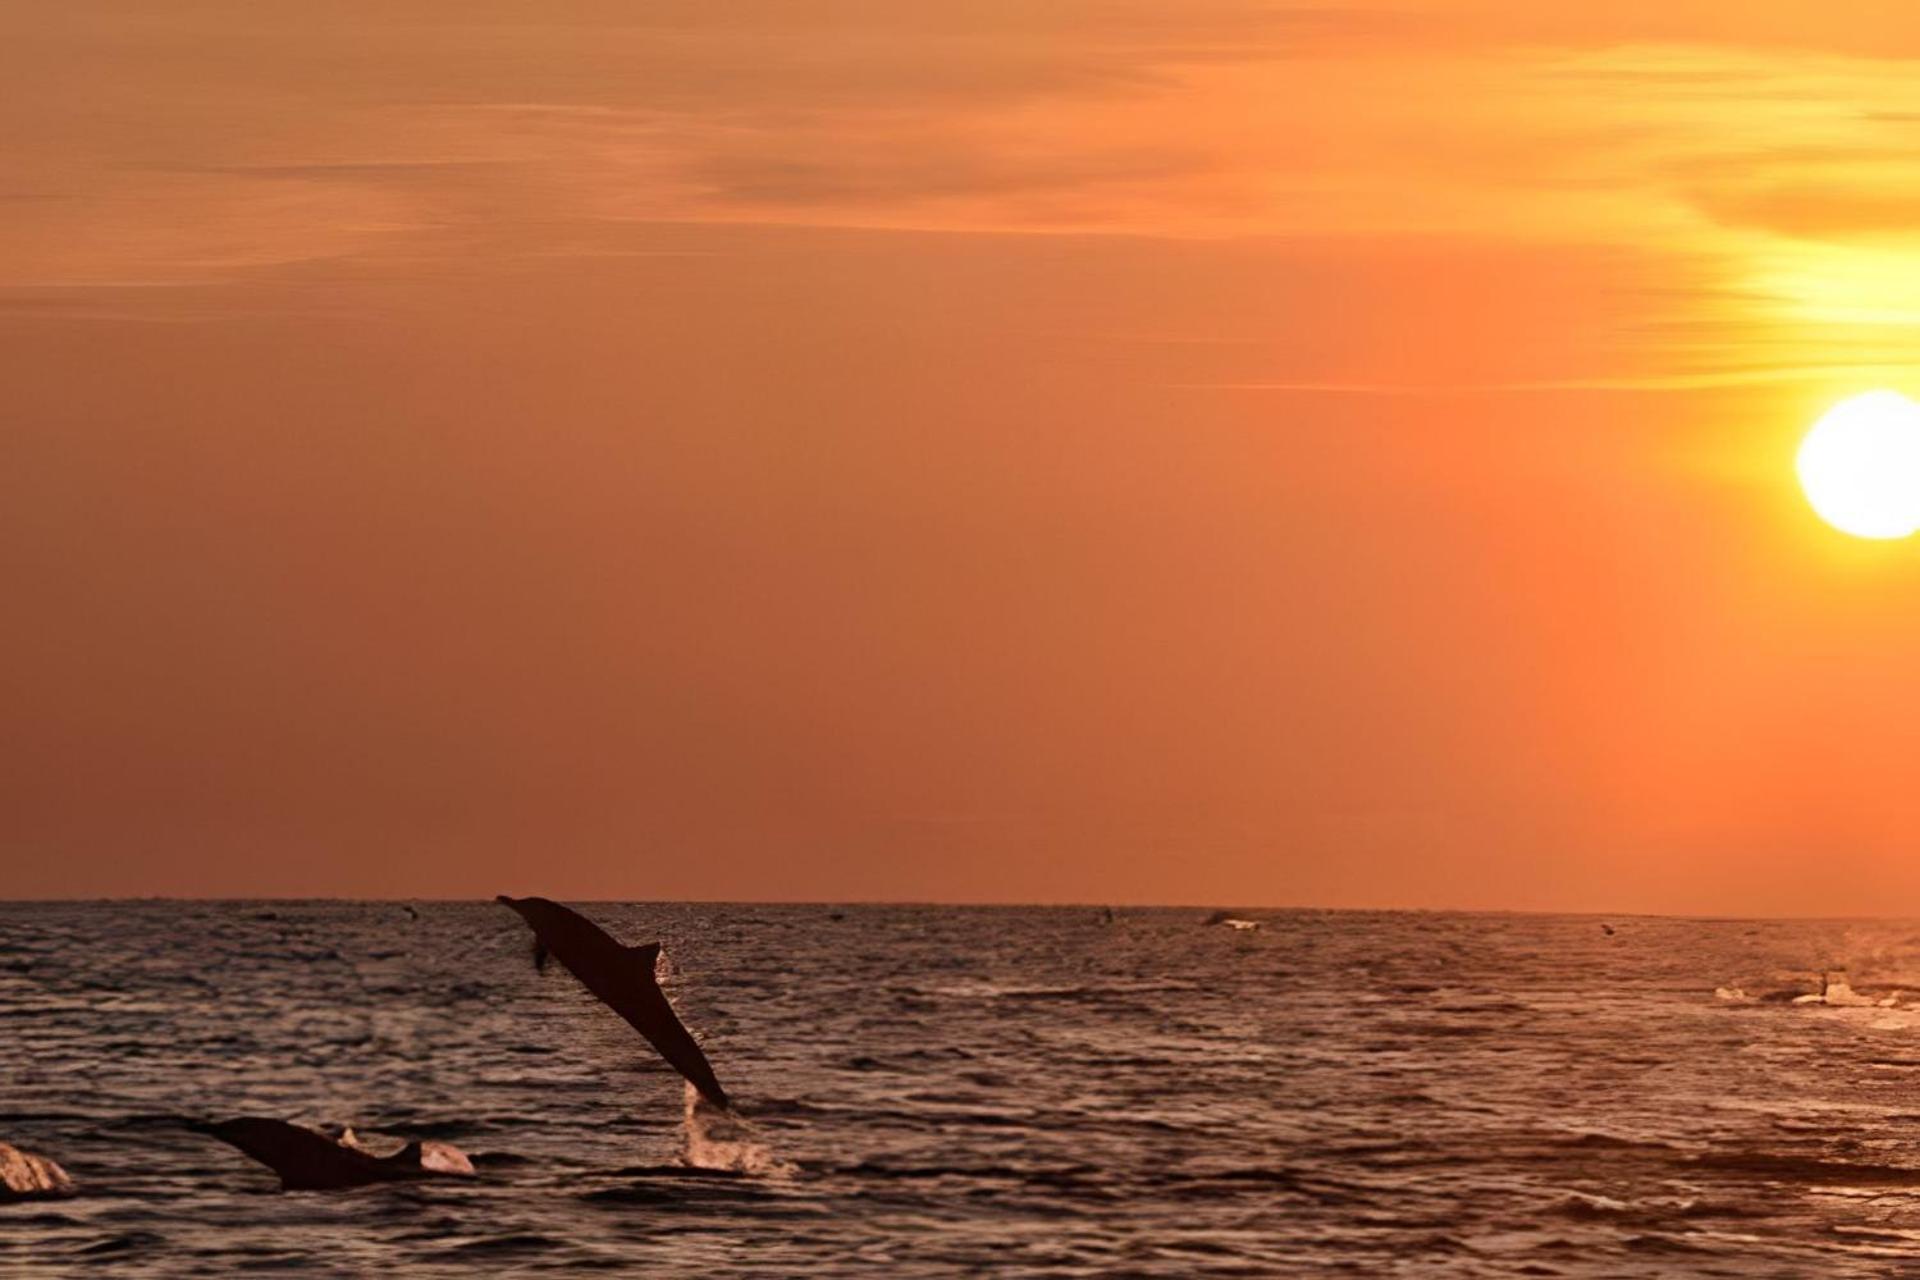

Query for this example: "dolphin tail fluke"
[619,945,728,1110]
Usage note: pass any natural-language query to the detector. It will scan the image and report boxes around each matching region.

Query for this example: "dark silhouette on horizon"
[496,895,731,1110]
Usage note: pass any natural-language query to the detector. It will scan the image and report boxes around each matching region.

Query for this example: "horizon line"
[0,895,1901,923]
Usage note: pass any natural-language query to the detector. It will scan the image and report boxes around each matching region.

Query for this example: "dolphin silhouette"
[197,1118,472,1191]
[496,895,731,1110]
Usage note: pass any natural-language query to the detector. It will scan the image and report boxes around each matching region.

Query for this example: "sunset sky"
[9,1,1920,911]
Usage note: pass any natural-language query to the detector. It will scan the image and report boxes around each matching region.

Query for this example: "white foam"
[683,1084,791,1176]
[1822,974,1877,1007]
[336,1125,474,1175]
[0,1142,72,1197]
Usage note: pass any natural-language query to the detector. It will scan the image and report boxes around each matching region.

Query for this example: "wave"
[1686,1152,1920,1184]
[71,1231,167,1257]
[1552,1192,1770,1225]
[440,1233,569,1255]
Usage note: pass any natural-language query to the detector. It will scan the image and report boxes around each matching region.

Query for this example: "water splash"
[682,1084,789,1176]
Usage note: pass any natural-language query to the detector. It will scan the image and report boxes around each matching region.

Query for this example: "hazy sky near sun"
[9,1,1920,911]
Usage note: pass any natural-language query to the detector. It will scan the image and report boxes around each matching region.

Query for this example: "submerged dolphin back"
[199,1118,423,1191]
[497,896,731,1109]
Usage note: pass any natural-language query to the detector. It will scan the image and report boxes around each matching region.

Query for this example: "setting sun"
[1796,391,1920,539]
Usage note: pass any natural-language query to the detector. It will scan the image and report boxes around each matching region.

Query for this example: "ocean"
[6,902,1920,1276]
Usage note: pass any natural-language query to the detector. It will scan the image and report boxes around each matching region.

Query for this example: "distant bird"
[1601,923,1616,936]
[496,896,731,1110]
[0,1142,73,1200]
[197,1119,471,1191]
[1100,906,1116,925]
[402,903,420,921]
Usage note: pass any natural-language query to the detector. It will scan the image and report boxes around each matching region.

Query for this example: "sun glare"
[1795,391,1920,540]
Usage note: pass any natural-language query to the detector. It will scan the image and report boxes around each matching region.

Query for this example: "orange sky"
[8,1,1920,911]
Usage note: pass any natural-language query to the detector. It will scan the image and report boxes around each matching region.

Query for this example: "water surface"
[6,903,1920,1275]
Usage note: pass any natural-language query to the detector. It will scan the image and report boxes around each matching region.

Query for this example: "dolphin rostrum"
[198,1118,473,1191]
[496,895,731,1110]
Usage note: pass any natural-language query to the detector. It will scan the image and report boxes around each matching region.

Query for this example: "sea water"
[6,902,1920,1276]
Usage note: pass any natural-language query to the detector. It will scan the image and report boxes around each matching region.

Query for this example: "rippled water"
[11,904,1920,1275]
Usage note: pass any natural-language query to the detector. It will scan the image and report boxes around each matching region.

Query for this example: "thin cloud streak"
[1174,368,1920,395]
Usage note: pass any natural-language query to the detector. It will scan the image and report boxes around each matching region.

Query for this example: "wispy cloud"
[12,0,1920,394]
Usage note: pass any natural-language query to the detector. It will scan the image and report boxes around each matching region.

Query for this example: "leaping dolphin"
[495,895,731,1110]
[197,1118,473,1191]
